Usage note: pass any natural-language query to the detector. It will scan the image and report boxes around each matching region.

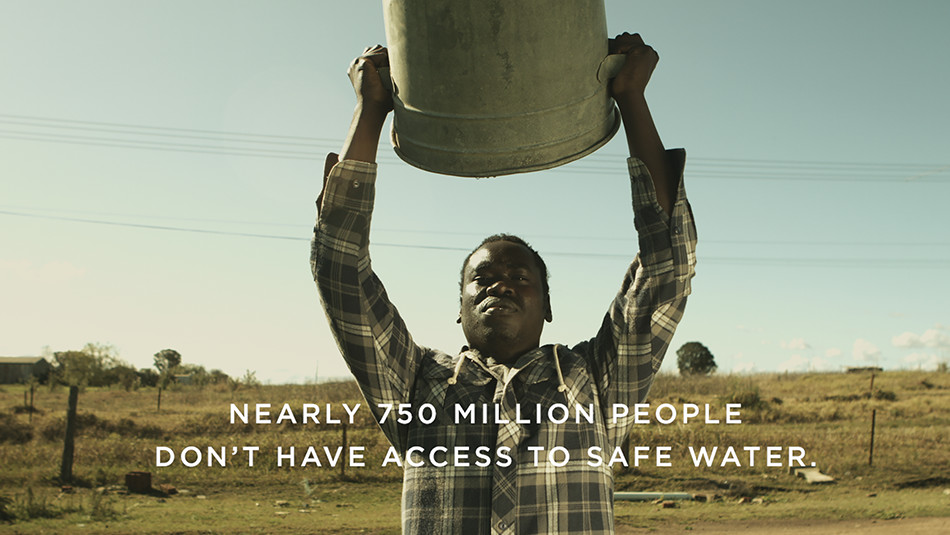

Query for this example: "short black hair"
[459,234,550,300]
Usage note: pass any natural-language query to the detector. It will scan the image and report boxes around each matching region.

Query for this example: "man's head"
[457,235,552,364]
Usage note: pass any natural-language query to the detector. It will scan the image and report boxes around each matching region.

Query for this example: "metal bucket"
[382,0,622,177]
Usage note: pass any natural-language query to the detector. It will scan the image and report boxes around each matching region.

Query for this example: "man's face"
[458,241,551,364]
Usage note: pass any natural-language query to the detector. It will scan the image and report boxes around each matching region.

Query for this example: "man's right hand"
[348,45,393,115]
[336,45,393,165]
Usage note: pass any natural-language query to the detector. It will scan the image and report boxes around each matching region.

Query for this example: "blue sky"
[1,1,948,383]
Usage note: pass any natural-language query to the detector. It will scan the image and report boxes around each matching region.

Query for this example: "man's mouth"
[481,297,517,313]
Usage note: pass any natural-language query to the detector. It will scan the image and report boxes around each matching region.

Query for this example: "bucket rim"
[390,106,621,178]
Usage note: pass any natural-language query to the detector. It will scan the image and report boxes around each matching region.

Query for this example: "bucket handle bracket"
[596,54,627,85]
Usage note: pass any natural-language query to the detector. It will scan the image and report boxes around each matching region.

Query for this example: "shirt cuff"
[627,149,695,287]
[627,148,686,220]
[319,159,378,212]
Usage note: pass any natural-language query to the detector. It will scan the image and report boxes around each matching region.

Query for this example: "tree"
[676,342,717,376]
[153,349,182,375]
[240,369,261,388]
[207,369,230,385]
[111,364,140,391]
[52,350,103,386]
[136,368,159,387]
[51,342,123,387]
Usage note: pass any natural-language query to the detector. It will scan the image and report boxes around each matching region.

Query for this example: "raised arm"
[318,45,393,211]
[340,45,392,163]
[312,46,424,450]
[575,34,696,448]
[609,32,677,216]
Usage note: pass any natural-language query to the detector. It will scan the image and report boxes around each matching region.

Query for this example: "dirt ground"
[618,516,949,534]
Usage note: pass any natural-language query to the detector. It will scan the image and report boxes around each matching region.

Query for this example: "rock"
[275,500,290,507]
[793,466,835,484]
[125,471,153,494]
[159,484,178,495]
[752,497,765,504]
[737,497,752,504]
[662,501,676,508]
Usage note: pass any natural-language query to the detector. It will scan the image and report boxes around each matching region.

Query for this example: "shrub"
[0,413,33,444]
[874,389,897,401]
[676,342,717,376]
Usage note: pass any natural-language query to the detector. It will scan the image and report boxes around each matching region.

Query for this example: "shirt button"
[672,225,682,235]
[352,181,360,189]
[498,520,508,530]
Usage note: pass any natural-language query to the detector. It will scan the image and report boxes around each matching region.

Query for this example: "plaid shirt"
[312,152,696,534]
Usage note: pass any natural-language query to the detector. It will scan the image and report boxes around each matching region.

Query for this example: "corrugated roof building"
[0,356,51,384]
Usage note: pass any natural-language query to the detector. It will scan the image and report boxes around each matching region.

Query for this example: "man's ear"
[545,297,553,323]
[457,314,462,324]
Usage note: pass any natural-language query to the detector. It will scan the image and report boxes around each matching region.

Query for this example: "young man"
[312,33,696,534]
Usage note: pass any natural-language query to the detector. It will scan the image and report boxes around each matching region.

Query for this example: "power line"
[0,209,305,241]
[0,203,301,228]
[3,204,949,248]
[2,113,947,183]
[0,131,324,160]
[2,209,947,268]
[0,113,333,143]
[5,128,943,183]
[0,118,318,147]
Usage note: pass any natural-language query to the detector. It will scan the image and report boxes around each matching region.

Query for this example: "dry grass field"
[1,370,948,533]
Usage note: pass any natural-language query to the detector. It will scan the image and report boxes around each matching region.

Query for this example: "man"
[312,33,696,534]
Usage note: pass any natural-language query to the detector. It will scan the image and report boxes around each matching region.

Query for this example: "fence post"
[340,421,348,480]
[60,386,79,482]
[868,409,876,467]
[29,384,35,425]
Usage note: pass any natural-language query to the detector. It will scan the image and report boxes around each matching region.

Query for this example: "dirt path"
[617,516,949,534]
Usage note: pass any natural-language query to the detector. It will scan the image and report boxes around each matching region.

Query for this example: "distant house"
[0,356,52,384]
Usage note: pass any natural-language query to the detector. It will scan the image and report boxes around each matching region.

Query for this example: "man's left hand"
[608,32,658,100]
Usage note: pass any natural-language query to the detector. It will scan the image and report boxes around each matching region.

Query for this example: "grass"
[0,370,948,532]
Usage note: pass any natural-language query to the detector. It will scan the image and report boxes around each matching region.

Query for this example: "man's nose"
[486,279,515,296]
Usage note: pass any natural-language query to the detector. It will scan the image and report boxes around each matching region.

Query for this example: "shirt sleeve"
[310,159,424,448]
[576,148,697,448]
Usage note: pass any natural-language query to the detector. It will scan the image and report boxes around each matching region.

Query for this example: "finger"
[368,54,389,69]
[613,32,643,42]
[610,33,644,53]
[357,56,379,75]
